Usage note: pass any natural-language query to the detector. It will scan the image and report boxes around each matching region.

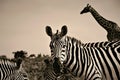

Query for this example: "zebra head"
[46,25,68,64]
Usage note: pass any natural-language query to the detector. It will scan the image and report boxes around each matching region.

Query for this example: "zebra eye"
[51,53,54,56]
[51,50,53,53]
[50,44,54,49]
[62,50,65,52]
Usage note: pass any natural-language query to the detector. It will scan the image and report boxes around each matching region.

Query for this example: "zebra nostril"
[23,74,27,77]
[54,57,60,62]
[54,57,59,60]
[62,50,65,52]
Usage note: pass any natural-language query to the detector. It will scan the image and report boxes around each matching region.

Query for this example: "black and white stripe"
[0,59,29,80]
[46,25,120,80]
[43,58,77,80]
[43,69,57,80]
[43,59,58,80]
[83,41,120,48]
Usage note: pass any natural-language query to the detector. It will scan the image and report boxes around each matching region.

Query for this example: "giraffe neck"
[89,7,112,32]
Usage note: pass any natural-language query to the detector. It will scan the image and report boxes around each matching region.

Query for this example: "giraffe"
[80,4,120,41]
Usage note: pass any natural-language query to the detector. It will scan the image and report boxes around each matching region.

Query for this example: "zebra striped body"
[44,69,57,80]
[57,74,77,80]
[46,25,120,80]
[0,59,29,80]
[44,58,77,80]
[43,59,58,80]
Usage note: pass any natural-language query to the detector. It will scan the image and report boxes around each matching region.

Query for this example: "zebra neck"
[64,38,92,77]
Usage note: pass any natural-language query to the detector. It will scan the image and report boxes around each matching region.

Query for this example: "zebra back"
[0,58,29,80]
[83,40,120,48]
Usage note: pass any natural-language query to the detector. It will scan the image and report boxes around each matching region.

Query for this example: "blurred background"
[0,0,120,58]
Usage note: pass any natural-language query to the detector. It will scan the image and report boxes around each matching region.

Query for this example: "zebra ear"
[44,59,50,64]
[16,58,22,69]
[60,25,67,37]
[46,26,53,37]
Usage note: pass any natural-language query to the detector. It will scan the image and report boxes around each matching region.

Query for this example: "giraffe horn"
[87,4,89,7]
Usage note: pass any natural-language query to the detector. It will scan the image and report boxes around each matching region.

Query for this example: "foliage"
[22,54,50,80]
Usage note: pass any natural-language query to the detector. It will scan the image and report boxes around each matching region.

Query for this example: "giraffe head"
[80,4,91,14]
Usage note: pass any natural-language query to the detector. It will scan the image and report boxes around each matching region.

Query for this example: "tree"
[29,54,36,58]
[12,50,27,59]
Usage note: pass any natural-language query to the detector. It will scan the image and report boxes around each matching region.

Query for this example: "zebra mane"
[0,58,24,69]
[0,58,14,62]
[66,36,84,45]
[0,58,23,65]
[0,58,18,69]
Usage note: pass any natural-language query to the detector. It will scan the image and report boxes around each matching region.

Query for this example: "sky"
[0,0,120,58]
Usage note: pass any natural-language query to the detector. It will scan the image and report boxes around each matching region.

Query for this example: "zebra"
[53,57,78,80]
[43,58,77,80]
[43,58,58,80]
[43,59,63,80]
[0,58,29,80]
[45,25,120,80]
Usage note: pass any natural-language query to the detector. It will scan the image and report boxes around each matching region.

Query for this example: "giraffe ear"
[46,26,53,37]
[60,25,67,37]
